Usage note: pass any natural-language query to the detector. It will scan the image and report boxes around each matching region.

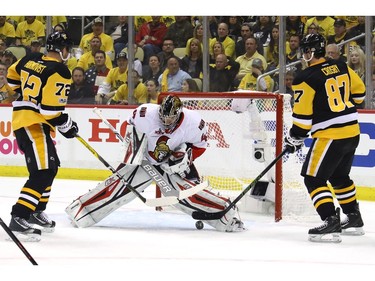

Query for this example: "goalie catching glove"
[284,129,306,154]
[161,144,192,178]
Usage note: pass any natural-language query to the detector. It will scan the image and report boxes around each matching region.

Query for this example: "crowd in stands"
[0,15,375,107]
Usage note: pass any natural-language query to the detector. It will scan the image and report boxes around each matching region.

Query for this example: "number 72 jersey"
[291,58,365,139]
[7,52,71,131]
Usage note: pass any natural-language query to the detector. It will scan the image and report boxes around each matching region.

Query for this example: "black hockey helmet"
[159,95,183,130]
[46,31,72,53]
[300,33,326,58]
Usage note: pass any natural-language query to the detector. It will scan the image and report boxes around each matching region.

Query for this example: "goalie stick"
[0,217,38,265]
[191,148,288,220]
[75,134,206,207]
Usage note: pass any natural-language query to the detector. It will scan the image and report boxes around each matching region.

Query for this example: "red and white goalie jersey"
[128,103,207,165]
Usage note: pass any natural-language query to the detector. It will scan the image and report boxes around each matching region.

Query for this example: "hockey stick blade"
[191,148,288,220]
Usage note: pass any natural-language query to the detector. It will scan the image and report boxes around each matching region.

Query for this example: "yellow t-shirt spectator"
[77,52,113,71]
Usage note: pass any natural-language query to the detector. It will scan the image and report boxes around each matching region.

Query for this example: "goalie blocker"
[66,121,244,232]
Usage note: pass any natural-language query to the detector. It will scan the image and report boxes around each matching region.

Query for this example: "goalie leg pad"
[162,174,245,232]
[65,164,152,227]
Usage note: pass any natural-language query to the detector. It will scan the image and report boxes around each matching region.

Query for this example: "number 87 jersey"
[291,58,365,140]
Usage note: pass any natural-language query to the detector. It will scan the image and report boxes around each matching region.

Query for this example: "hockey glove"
[284,129,305,154]
[57,114,79,139]
[161,144,192,178]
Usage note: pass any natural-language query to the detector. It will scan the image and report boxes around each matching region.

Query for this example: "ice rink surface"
[1,176,375,280]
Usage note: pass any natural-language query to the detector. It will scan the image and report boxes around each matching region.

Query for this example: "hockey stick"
[0,217,38,265]
[191,148,288,220]
[74,133,178,207]
[93,108,207,198]
[93,107,125,143]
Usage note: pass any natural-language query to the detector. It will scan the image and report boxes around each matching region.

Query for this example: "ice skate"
[308,208,342,243]
[8,216,41,242]
[28,211,56,233]
[341,204,364,236]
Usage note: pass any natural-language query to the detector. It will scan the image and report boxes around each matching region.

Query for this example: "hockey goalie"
[65,95,245,232]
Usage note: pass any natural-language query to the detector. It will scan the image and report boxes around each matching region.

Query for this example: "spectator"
[221,16,242,41]
[36,16,67,31]
[181,78,200,92]
[325,43,347,62]
[107,16,129,59]
[85,50,110,95]
[142,55,162,82]
[286,34,302,73]
[306,22,319,35]
[209,41,225,63]
[166,16,193,48]
[208,16,219,38]
[335,16,359,31]
[348,46,366,82]
[235,23,263,57]
[0,16,16,46]
[304,16,335,40]
[127,44,143,77]
[252,16,274,46]
[327,18,357,59]
[30,39,42,53]
[144,78,160,104]
[157,37,180,71]
[238,58,274,92]
[209,22,236,59]
[135,16,168,65]
[235,37,267,84]
[286,16,305,40]
[158,56,191,92]
[110,69,147,105]
[0,38,7,54]
[347,16,365,49]
[185,23,209,56]
[273,69,296,106]
[0,62,17,104]
[181,38,203,79]
[68,67,95,104]
[15,16,45,48]
[77,36,113,71]
[53,23,65,33]
[97,51,128,104]
[1,50,16,68]
[266,24,291,71]
[78,17,114,60]
[209,53,239,92]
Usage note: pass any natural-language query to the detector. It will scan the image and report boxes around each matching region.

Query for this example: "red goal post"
[157,91,314,221]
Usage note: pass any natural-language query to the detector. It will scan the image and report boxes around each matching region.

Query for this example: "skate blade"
[31,225,55,233]
[6,232,41,242]
[342,227,365,236]
[308,233,342,243]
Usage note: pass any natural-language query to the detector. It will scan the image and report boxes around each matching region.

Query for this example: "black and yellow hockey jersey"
[291,57,365,139]
[7,52,71,131]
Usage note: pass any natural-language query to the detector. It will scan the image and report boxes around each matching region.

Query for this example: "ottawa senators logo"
[148,136,171,162]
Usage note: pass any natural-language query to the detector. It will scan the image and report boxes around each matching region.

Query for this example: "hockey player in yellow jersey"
[284,33,365,243]
[6,31,79,242]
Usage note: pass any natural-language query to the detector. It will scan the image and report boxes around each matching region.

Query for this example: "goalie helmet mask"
[159,95,183,131]
[300,33,326,62]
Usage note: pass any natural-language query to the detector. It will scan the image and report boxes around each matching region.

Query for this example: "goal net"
[158,92,316,221]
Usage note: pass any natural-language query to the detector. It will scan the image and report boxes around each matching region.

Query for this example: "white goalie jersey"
[128,103,208,165]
